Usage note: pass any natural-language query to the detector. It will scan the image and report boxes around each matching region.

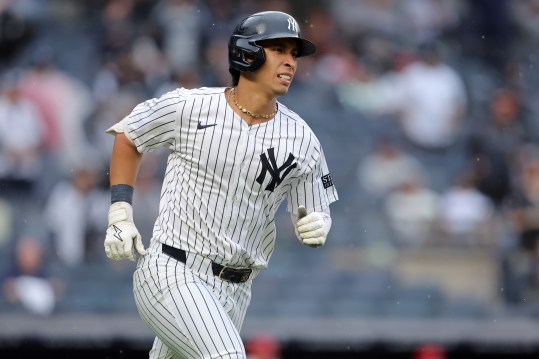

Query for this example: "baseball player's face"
[255,38,298,96]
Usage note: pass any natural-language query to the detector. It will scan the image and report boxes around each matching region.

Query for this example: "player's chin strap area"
[161,243,252,283]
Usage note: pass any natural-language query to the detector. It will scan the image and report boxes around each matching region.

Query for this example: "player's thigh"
[135,279,202,358]
[135,273,246,358]
[167,281,245,358]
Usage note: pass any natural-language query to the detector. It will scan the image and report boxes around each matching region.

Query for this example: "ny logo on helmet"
[287,16,299,32]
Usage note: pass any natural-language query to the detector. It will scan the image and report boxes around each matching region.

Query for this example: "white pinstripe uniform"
[110,86,338,358]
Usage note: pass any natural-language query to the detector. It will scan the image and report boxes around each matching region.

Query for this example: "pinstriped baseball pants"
[133,241,258,359]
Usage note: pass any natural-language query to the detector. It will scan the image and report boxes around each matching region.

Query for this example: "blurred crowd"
[1,0,539,321]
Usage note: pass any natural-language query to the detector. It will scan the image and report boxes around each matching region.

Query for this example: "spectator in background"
[202,35,236,86]
[384,172,440,247]
[0,0,34,69]
[151,0,208,75]
[154,69,201,97]
[459,0,515,73]
[389,39,468,191]
[328,0,401,40]
[504,144,539,293]
[0,69,46,196]
[313,40,365,86]
[1,234,63,316]
[44,163,108,266]
[92,50,146,101]
[466,134,511,209]
[95,0,137,60]
[243,0,292,15]
[391,39,467,153]
[399,0,463,42]
[510,0,539,44]
[202,0,245,40]
[483,88,529,156]
[358,135,425,199]
[465,87,526,208]
[19,48,94,172]
[303,7,366,87]
[437,171,495,247]
[86,88,144,165]
[130,33,171,95]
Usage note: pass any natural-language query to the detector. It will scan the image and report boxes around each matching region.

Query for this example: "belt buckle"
[238,268,253,283]
[238,268,252,283]
[217,266,228,281]
[218,265,252,283]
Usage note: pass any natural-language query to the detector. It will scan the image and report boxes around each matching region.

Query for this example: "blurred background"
[1,0,539,358]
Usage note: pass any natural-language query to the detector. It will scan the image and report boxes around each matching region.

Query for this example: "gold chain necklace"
[230,87,277,119]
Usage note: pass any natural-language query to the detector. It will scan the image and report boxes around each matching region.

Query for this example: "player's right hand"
[105,201,146,261]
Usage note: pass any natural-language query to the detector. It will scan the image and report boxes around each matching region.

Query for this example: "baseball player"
[104,11,338,359]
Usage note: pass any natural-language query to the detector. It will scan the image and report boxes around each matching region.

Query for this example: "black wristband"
[111,184,134,204]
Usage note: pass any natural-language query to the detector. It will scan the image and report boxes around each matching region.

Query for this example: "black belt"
[161,244,252,284]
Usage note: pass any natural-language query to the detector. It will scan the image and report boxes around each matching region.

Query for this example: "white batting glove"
[295,206,331,248]
[105,202,146,261]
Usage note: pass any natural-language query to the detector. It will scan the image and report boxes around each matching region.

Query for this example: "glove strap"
[108,202,134,224]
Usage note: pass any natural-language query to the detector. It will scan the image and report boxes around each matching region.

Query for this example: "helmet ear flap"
[229,36,266,73]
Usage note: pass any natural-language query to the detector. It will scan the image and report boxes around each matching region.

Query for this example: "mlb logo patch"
[321,174,333,189]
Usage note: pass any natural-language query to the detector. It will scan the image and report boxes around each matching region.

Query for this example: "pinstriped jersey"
[117,87,338,268]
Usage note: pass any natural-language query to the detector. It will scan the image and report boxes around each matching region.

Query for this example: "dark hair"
[230,68,240,86]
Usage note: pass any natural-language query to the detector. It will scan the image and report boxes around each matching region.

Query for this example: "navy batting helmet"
[228,11,316,75]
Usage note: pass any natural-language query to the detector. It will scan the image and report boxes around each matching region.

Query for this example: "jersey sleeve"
[106,89,182,153]
[287,146,338,214]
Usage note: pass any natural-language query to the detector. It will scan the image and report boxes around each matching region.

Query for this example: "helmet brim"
[296,38,317,57]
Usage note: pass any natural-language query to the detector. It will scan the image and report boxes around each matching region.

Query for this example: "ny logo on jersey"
[256,148,297,192]
[287,16,299,33]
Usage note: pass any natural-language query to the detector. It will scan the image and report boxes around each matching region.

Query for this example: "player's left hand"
[296,206,328,248]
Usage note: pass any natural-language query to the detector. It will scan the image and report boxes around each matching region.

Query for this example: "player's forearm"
[110,133,142,187]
